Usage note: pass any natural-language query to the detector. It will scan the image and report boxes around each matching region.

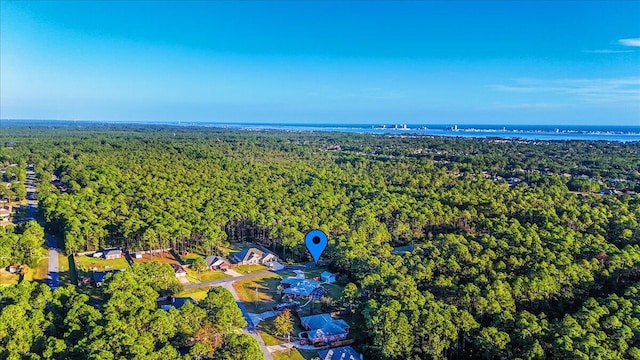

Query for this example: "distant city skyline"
[1,1,639,125]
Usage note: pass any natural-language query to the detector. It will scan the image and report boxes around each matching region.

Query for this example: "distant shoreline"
[2,119,640,142]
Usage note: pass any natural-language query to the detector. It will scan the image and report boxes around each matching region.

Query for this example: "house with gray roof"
[318,346,362,360]
[103,249,122,260]
[299,313,350,346]
[205,255,230,270]
[232,246,278,265]
[281,278,328,300]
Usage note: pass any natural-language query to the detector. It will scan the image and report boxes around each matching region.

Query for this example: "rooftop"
[318,346,361,360]
[171,264,186,273]
[282,278,324,297]
[205,255,227,267]
[301,313,349,331]
[308,323,348,340]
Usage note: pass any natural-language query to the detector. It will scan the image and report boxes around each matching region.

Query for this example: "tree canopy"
[1,123,638,359]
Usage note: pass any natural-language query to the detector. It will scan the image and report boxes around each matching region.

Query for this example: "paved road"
[184,271,273,289]
[27,164,61,289]
[220,281,274,360]
[47,236,59,289]
[25,167,37,220]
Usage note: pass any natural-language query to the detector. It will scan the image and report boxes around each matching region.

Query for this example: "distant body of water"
[3,120,640,142]
[196,122,640,142]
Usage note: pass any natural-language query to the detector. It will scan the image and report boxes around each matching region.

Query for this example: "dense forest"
[1,123,639,359]
[0,262,262,360]
[0,221,46,268]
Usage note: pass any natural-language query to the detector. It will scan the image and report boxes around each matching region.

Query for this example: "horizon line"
[2,118,640,128]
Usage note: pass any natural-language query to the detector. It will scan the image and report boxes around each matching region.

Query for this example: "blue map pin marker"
[305,230,328,265]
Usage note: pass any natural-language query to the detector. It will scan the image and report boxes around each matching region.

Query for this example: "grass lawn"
[133,252,180,266]
[74,254,129,272]
[22,258,48,281]
[234,264,268,274]
[299,267,325,278]
[272,349,307,360]
[259,330,283,346]
[176,287,211,301]
[200,270,231,281]
[324,283,344,299]
[0,271,19,285]
[185,269,231,283]
[185,269,201,283]
[258,316,305,345]
[179,252,205,265]
[233,273,283,313]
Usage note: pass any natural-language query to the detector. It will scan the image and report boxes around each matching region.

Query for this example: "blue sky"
[1,1,639,125]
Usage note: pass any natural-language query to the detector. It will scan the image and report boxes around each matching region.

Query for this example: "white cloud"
[619,38,640,47]
[488,77,640,104]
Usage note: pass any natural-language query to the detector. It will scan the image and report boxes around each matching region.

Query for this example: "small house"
[92,270,120,287]
[133,252,143,259]
[157,296,196,310]
[103,249,122,260]
[320,271,336,284]
[205,255,230,271]
[0,207,10,218]
[171,264,187,277]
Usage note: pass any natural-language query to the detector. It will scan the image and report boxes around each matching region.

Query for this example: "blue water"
[3,119,640,142]
[196,122,640,142]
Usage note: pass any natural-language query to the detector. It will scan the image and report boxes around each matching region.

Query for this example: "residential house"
[92,270,120,287]
[171,264,187,277]
[103,249,122,260]
[232,246,278,265]
[133,252,143,259]
[157,296,196,310]
[205,255,230,271]
[318,346,362,360]
[280,278,328,300]
[0,207,10,219]
[273,301,300,314]
[320,271,336,284]
[300,313,350,346]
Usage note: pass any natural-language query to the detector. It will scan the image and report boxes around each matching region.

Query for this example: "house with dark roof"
[171,264,187,277]
[205,255,230,270]
[92,270,121,287]
[232,246,278,265]
[299,313,350,346]
[157,296,196,310]
[318,346,362,360]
